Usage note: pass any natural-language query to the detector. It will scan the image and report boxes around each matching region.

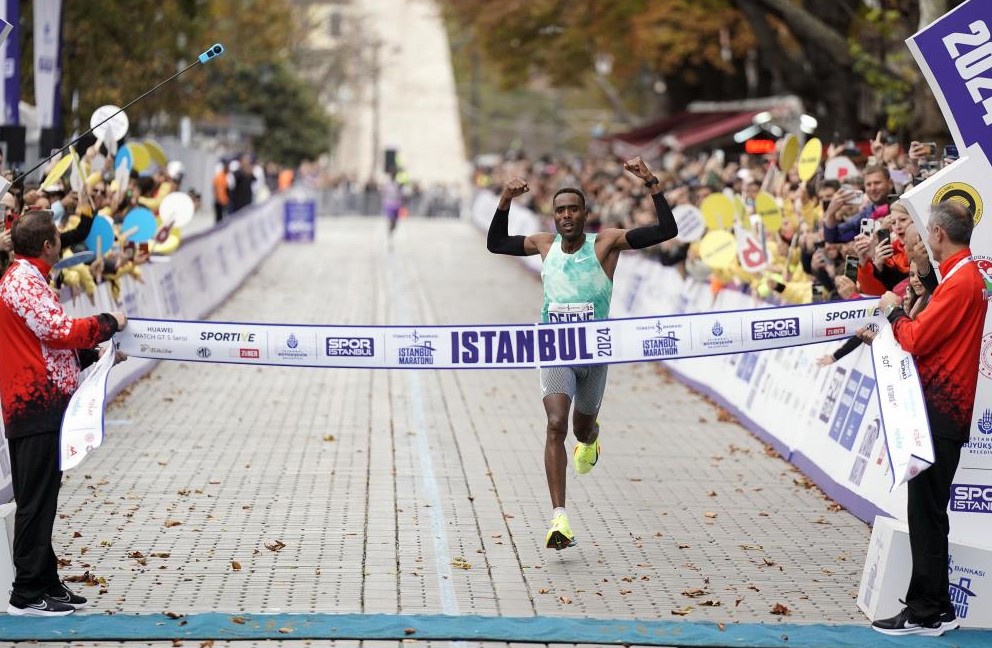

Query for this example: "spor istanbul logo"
[932,181,984,227]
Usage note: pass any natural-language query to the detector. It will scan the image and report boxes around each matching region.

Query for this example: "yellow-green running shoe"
[545,512,576,550]
[573,439,601,475]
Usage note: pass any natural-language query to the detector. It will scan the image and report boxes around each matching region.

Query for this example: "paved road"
[32,216,881,646]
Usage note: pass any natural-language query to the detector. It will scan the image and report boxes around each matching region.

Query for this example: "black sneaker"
[7,594,75,617]
[872,608,944,636]
[48,581,87,609]
[937,610,960,633]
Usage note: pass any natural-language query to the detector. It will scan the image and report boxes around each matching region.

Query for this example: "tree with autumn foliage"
[442,0,963,141]
[16,0,333,165]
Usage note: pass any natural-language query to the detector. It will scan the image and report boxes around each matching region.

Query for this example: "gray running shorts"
[539,364,609,414]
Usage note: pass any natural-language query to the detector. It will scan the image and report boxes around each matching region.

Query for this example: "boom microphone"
[6,43,228,196]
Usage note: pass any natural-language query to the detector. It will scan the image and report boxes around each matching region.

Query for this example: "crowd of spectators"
[473,134,953,315]
[0,146,197,304]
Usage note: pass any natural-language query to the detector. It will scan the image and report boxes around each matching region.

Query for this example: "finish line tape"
[115,299,882,369]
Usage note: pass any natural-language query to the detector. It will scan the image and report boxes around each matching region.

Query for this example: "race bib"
[548,302,595,323]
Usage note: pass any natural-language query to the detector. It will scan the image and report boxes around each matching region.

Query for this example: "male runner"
[486,157,678,549]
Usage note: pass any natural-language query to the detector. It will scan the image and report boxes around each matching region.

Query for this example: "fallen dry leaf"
[771,603,792,616]
[558,596,572,604]
[699,600,721,607]
[671,605,693,616]
[230,616,247,625]
[323,434,336,442]
[704,512,717,519]
[264,540,287,552]
[277,627,293,634]
[165,611,185,619]
[682,588,708,598]
[707,491,717,497]
[164,520,182,528]
[538,588,549,594]
[231,561,241,571]
[718,622,726,631]
[451,558,471,570]
[404,628,416,635]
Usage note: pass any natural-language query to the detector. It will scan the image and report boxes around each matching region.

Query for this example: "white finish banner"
[115,299,885,370]
[32,0,61,128]
[870,323,934,488]
[59,341,116,471]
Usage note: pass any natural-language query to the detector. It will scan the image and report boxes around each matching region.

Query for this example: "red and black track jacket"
[887,248,986,441]
[0,257,119,438]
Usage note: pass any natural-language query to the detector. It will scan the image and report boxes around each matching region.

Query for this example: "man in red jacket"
[0,211,126,616]
[872,201,986,637]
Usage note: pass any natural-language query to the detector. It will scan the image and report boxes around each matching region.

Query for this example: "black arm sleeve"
[832,335,863,361]
[624,192,679,249]
[59,213,95,249]
[919,266,939,293]
[487,208,527,256]
[872,261,909,290]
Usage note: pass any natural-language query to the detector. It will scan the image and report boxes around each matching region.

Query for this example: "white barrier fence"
[0,192,291,503]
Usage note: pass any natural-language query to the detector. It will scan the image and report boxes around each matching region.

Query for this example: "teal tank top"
[541,233,613,323]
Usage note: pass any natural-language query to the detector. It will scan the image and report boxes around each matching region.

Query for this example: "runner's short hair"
[553,187,586,210]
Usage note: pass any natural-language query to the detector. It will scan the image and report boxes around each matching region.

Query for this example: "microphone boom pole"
[5,43,226,194]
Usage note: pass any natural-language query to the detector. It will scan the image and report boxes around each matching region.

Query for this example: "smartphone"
[3,209,14,231]
[884,133,899,145]
[811,281,825,303]
[886,193,901,206]
[921,142,938,157]
[844,255,860,283]
[876,228,891,245]
[846,189,864,205]
[860,218,875,237]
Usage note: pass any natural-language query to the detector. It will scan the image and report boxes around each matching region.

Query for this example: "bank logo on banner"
[636,319,685,358]
[949,554,983,621]
[394,329,438,366]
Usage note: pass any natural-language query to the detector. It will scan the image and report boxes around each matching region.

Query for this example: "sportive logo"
[824,306,879,322]
[200,330,257,343]
[750,317,799,341]
[196,347,211,359]
[326,337,375,357]
[932,182,984,227]
[951,484,992,513]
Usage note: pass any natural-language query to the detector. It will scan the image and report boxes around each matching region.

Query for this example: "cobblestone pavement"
[27,216,879,646]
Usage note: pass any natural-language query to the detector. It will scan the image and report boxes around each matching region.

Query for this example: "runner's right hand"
[500,178,530,201]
